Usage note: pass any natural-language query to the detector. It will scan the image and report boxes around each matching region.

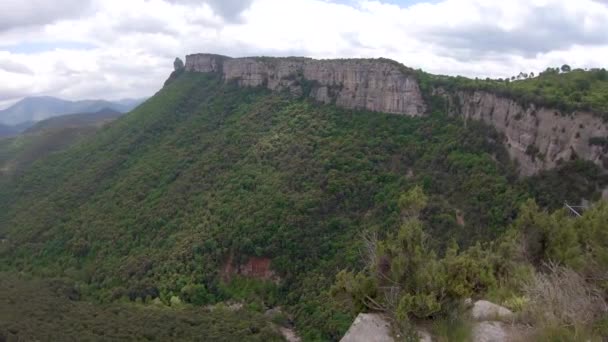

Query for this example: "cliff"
[184,53,608,176]
[185,53,427,116]
[436,89,608,176]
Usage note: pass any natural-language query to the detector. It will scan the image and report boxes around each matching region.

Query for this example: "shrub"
[332,188,498,321]
[523,263,607,328]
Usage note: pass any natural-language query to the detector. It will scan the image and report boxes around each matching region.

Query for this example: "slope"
[24,108,123,133]
[0,70,606,339]
[0,108,126,178]
[0,272,283,341]
[0,96,145,125]
[0,124,20,138]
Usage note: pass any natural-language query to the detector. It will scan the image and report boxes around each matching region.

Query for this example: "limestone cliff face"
[436,89,608,176]
[184,53,608,175]
[185,53,427,116]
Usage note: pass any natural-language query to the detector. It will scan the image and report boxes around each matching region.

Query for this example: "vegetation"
[1,70,607,340]
[0,272,282,341]
[332,191,608,339]
[331,187,508,326]
[417,67,608,119]
[0,125,101,178]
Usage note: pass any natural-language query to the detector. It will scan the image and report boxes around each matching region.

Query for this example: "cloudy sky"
[1,0,607,108]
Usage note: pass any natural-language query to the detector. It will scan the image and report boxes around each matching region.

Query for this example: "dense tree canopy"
[1,69,607,340]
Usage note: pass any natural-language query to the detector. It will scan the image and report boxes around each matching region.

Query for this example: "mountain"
[1,55,607,341]
[0,96,146,126]
[0,124,19,138]
[24,108,123,133]
[0,122,34,138]
[186,54,608,176]
[0,108,126,177]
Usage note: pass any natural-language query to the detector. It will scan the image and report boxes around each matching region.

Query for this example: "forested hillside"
[1,70,607,340]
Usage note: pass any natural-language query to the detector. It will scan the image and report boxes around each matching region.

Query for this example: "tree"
[174,57,185,71]
[331,187,497,321]
[561,64,571,73]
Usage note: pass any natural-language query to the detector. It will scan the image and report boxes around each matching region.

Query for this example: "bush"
[332,188,498,321]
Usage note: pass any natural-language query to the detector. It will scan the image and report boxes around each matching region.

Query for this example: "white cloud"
[0,58,33,75]
[0,0,607,106]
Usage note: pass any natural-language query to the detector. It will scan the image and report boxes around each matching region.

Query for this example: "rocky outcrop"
[184,53,608,176]
[340,301,530,342]
[436,89,608,176]
[472,321,508,342]
[340,313,394,342]
[471,300,514,321]
[222,255,278,282]
[185,53,426,116]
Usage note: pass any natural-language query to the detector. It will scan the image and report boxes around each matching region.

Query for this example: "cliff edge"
[185,53,427,116]
[436,89,608,176]
[184,53,608,176]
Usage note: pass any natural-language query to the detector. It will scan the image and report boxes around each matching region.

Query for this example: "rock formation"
[185,53,427,116]
[185,53,608,176]
[436,89,608,176]
[471,300,514,321]
[339,313,394,342]
[340,300,530,341]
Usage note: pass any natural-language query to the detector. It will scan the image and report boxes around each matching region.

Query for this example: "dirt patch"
[279,326,301,342]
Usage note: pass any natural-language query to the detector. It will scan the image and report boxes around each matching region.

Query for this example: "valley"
[1,55,607,341]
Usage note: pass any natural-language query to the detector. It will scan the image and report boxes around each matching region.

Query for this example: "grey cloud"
[205,0,253,20]
[422,3,608,60]
[0,0,93,32]
[113,17,177,35]
[167,0,253,21]
[0,59,34,74]
[0,87,34,102]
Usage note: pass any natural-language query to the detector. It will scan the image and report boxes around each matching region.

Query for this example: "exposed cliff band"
[185,53,608,176]
[435,89,608,176]
[185,53,427,116]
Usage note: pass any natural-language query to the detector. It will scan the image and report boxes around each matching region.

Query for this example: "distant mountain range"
[0,96,146,126]
[0,108,128,176]
[24,108,124,134]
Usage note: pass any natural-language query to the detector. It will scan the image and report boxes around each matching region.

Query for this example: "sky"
[0,0,607,109]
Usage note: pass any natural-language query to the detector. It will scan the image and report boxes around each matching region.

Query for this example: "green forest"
[1,69,607,341]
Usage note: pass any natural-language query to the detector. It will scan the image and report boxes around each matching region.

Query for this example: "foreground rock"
[471,300,514,321]
[278,327,301,342]
[341,300,523,342]
[340,313,394,342]
[473,321,508,342]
